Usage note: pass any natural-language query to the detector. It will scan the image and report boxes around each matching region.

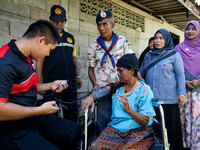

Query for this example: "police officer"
[36,5,82,122]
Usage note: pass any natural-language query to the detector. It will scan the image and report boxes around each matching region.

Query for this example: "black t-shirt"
[0,40,37,106]
[43,31,76,82]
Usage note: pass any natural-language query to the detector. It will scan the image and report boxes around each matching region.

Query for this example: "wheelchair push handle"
[84,110,88,150]
[158,104,170,150]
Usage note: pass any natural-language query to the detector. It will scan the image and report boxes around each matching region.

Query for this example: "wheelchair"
[82,97,170,150]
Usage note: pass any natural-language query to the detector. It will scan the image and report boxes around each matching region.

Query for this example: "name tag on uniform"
[57,43,74,48]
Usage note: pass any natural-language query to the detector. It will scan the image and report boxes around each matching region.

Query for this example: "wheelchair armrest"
[152,118,162,141]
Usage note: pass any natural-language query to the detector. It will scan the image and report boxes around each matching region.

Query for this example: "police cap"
[49,5,66,22]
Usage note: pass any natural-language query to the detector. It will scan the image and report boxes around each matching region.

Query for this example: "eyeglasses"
[117,68,126,74]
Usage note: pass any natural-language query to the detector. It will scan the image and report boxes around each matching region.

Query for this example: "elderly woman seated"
[81,54,156,149]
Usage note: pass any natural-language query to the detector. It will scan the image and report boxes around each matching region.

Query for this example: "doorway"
[170,32,180,47]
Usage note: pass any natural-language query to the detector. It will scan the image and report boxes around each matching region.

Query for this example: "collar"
[59,32,63,37]
[8,40,29,60]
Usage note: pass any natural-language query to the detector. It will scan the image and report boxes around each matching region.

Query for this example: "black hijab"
[139,37,154,68]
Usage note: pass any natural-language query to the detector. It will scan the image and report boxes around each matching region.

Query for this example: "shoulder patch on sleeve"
[67,37,73,43]
[125,38,129,43]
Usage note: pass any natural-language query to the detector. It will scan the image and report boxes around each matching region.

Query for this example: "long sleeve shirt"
[144,52,186,104]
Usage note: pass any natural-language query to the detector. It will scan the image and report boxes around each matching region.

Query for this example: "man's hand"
[39,101,59,114]
[186,81,195,89]
[92,84,101,91]
[81,94,96,114]
[178,95,185,108]
[77,78,82,89]
[0,101,59,121]
[88,66,100,91]
[50,80,68,93]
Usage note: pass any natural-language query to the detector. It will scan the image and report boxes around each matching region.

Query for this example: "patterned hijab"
[174,20,200,79]
[140,29,176,78]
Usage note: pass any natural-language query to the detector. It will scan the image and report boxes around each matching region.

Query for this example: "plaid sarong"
[88,126,154,150]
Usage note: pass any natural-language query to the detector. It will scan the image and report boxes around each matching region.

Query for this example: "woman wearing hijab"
[82,54,156,149]
[139,37,154,69]
[174,20,200,149]
[140,29,186,150]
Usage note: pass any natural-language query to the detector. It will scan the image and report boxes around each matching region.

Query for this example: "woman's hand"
[81,94,96,114]
[186,80,195,89]
[191,79,200,87]
[117,94,130,113]
[117,94,149,126]
[178,95,185,108]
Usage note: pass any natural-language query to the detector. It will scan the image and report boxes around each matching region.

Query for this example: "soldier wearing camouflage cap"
[88,10,135,128]
[88,10,134,90]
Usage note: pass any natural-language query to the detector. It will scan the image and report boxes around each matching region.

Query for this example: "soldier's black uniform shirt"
[43,30,76,82]
[42,30,78,122]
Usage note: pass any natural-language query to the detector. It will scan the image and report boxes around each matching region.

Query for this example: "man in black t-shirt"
[36,5,82,122]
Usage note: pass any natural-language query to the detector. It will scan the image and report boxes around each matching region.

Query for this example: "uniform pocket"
[96,51,104,60]
[196,115,200,126]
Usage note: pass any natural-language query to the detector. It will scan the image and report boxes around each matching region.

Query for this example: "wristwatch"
[180,95,185,97]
